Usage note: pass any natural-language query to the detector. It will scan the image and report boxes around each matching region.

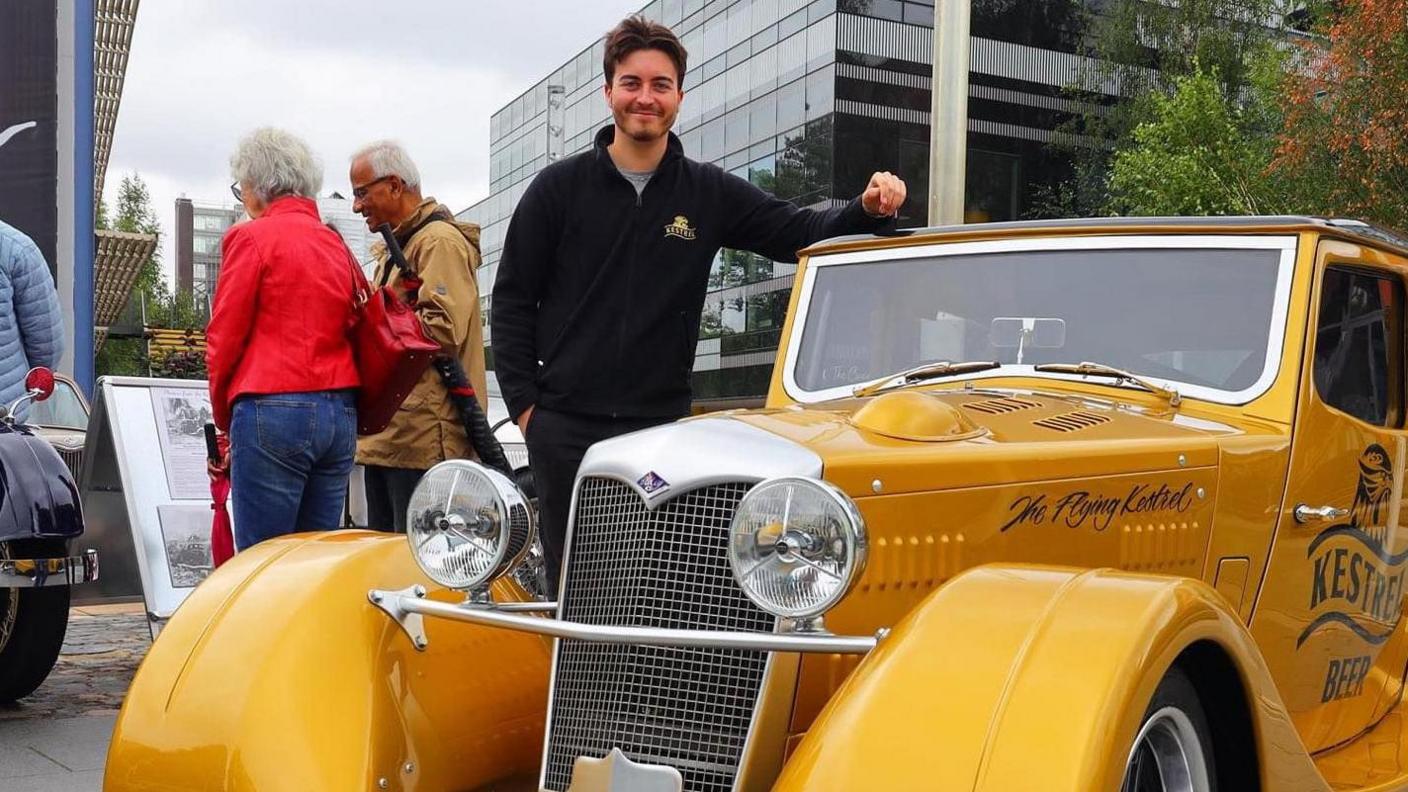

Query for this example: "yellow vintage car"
[107,216,1408,791]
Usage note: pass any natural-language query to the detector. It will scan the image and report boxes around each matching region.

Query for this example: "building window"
[722,296,747,334]
[749,154,778,193]
[777,77,805,131]
[747,290,789,331]
[194,214,228,232]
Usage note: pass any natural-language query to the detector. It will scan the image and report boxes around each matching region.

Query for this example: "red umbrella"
[206,425,234,567]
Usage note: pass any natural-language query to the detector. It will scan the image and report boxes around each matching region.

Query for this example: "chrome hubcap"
[1121,706,1211,792]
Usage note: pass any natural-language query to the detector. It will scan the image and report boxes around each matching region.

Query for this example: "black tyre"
[0,539,72,703]
[1121,664,1217,792]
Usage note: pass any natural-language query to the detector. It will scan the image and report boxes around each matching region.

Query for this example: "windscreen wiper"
[1033,362,1182,408]
[852,361,1000,398]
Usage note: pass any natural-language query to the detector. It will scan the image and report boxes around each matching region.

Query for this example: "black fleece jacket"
[491,125,892,420]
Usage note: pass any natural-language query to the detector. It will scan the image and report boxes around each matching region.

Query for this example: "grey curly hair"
[229,127,323,203]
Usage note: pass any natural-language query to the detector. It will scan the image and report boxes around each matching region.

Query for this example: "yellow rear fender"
[105,530,550,792]
[775,565,1327,791]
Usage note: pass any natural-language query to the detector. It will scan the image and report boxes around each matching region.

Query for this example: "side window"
[1314,266,1403,426]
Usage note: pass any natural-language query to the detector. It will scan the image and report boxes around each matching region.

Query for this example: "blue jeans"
[229,390,357,550]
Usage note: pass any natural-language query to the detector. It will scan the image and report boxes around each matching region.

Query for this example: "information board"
[79,376,228,635]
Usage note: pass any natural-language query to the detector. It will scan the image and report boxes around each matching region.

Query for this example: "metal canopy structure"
[94,0,139,204]
[92,0,154,358]
[94,228,154,349]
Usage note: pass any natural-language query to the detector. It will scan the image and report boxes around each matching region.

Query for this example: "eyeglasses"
[230,181,243,203]
[352,175,395,200]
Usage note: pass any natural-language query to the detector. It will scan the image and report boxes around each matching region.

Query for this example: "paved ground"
[0,603,149,791]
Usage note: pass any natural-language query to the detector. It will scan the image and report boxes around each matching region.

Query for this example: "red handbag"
[344,248,440,435]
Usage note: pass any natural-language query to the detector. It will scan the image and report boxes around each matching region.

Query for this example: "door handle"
[1294,504,1349,524]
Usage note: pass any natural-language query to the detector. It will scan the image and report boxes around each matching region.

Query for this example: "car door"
[1251,240,1408,752]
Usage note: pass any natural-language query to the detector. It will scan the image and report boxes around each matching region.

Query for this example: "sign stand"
[78,376,226,638]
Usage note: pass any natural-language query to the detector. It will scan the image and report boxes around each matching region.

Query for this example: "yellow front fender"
[104,530,549,792]
[775,565,1327,791]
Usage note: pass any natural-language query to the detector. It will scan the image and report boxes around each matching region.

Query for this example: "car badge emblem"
[637,471,670,495]
[663,215,696,240]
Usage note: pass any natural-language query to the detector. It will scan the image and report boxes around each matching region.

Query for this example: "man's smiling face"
[604,48,683,143]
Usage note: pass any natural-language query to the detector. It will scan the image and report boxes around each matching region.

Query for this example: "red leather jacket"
[205,196,359,430]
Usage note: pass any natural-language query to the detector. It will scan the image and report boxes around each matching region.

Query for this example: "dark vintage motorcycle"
[0,367,99,703]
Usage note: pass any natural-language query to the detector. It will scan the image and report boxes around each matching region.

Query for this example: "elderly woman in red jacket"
[206,127,359,550]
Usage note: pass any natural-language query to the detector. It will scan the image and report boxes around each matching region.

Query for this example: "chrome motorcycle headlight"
[727,477,867,620]
[406,460,535,591]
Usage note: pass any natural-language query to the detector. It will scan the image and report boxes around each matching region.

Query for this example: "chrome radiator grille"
[56,447,82,481]
[544,478,774,792]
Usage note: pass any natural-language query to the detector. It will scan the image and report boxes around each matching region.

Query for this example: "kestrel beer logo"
[663,215,696,240]
[1301,444,1407,648]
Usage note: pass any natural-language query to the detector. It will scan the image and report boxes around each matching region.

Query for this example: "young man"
[349,140,487,532]
[492,15,907,591]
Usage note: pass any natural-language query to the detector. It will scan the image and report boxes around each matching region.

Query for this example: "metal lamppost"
[928,0,971,226]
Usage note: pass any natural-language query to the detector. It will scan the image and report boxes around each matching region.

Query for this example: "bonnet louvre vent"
[962,397,1042,415]
[1032,411,1111,432]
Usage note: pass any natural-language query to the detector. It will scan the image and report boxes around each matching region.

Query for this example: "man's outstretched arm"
[721,170,907,263]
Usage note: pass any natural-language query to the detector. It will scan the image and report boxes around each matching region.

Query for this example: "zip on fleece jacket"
[491,125,892,421]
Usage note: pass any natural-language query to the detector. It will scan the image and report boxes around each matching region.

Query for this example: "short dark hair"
[603,15,689,89]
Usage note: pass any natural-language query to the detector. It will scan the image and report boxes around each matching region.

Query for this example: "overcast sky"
[103,0,645,278]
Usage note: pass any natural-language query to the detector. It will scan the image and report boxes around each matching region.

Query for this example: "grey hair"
[229,127,323,202]
[350,139,422,190]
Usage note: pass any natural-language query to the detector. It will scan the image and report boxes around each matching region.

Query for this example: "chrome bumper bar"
[0,549,99,587]
[368,585,879,654]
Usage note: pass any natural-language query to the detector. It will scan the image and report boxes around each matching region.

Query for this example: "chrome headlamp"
[727,477,867,621]
[406,460,535,592]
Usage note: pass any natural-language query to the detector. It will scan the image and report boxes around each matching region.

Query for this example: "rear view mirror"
[990,318,1066,364]
[990,318,1066,349]
[1031,318,1066,348]
[990,318,1024,348]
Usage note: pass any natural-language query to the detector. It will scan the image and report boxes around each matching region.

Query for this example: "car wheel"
[0,539,72,703]
[1120,665,1216,792]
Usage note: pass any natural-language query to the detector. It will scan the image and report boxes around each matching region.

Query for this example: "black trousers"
[364,465,427,533]
[525,407,674,596]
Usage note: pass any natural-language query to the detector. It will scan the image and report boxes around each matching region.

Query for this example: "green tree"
[1101,0,1408,232]
[1270,0,1408,230]
[96,173,206,378]
[1037,0,1287,217]
[1105,65,1287,216]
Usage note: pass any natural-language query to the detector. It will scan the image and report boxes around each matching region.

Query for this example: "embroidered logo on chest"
[663,215,697,240]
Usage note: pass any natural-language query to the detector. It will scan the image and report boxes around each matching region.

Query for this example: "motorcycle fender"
[0,427,81,542]
[774,564,1327,791]
[104,530,549,791]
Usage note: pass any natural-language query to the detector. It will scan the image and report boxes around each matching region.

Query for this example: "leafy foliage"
[96,173,209,379]
[1040,0,1286,217]
[1106,65,1285,216]
[1271,0,1408,230]
[1097,0,1408,233]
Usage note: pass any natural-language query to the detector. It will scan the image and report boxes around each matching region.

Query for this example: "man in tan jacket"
[349,140,487,532]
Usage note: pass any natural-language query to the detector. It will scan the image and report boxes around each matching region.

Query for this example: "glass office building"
[459,0,1106,406]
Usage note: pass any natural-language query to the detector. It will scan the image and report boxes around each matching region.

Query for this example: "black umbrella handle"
[204,423,220,463]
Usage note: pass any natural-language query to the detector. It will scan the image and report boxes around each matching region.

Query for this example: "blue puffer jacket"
[0,220,65,410]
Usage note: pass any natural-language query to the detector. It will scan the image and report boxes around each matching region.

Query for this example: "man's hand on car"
[862,171,907,218]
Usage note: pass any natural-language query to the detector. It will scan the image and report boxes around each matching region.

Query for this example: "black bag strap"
[375,207,456,289]
[395,207,456,248]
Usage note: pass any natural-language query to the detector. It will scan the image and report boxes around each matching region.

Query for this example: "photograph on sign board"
[156,504,214,588]
[152,387,214,500]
